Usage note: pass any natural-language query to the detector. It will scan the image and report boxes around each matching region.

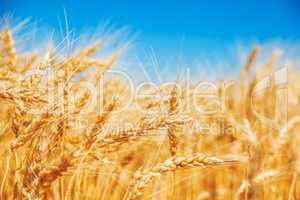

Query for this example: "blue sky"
[1,0,300,67]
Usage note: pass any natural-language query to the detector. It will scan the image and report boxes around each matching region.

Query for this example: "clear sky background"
[1,0,300,73]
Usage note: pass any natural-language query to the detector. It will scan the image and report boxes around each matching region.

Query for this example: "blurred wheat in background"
[0,22,300,200]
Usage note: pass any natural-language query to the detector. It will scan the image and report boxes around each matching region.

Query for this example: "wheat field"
[0,24,300,200]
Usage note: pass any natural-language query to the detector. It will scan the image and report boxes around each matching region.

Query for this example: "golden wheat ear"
[125,154,245,200]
